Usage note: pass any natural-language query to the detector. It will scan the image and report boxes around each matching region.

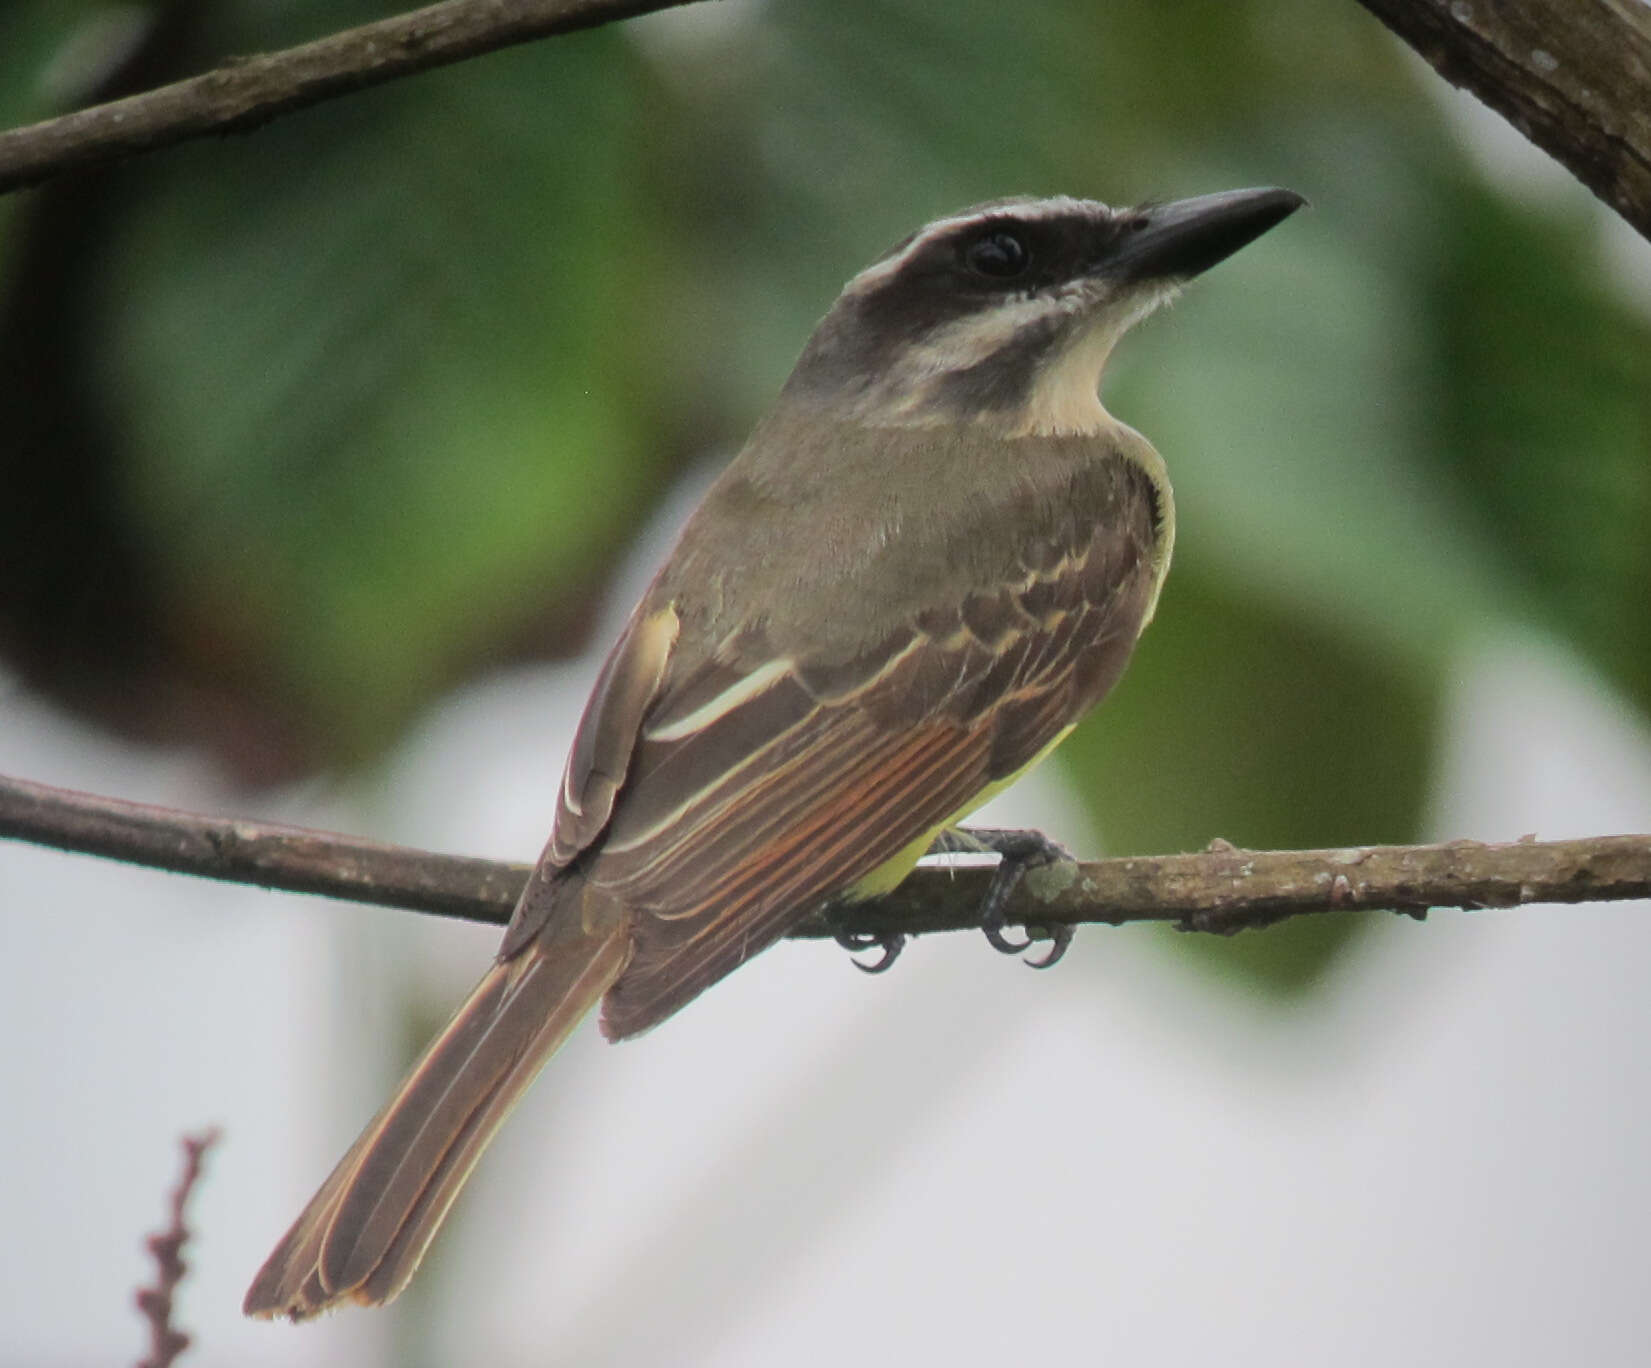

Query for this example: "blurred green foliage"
[1,0,1647,989]
[1425,182,1651,717]
[0,3,87,247]
[99,31,670,753]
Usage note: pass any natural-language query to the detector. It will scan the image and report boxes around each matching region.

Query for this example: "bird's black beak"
[1104,186,1306,284]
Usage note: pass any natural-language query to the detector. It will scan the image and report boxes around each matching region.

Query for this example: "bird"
[244,185,1305,1320]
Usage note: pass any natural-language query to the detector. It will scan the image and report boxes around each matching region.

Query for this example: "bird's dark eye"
[964,230,1030,279]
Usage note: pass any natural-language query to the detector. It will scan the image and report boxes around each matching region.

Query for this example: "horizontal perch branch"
[3,771,1648,939]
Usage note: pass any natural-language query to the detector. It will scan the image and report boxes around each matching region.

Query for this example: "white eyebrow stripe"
[643,657,796,742]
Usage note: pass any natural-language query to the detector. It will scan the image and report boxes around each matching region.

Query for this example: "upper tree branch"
[1,0,1648,244]
[0,0,700,195]
[4,771,1648,940]
[1353,0,1651,239]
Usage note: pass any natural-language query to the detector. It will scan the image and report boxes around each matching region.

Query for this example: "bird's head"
[782,188,1305,436]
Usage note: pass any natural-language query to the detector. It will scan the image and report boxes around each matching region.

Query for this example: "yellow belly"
[842,723,1077,901]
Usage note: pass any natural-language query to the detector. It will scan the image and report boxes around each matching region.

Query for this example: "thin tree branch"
[1,0,1648,239]
[0,0,702,196]
[4,771,1648,939]
[0,770,527,921]
[1353,0,1651,241]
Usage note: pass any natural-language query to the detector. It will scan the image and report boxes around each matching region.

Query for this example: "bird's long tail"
[243,919,630,1321]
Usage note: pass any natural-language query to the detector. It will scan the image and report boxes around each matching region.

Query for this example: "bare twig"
[1353,0,1651,240]
[0,0,701,196]
[4,771,1648,939]
[134,1128,220,1368]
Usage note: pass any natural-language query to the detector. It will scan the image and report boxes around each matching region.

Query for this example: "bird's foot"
[941,826,1077,969]
[833,927,907,974]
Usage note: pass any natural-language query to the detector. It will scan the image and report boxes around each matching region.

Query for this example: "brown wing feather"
[595,476,1160,1040]
[601,720,986,1037]
[499,604,678,958]
[548,603,679,867]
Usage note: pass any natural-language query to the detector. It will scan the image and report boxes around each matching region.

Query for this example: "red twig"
[134,1128,221,1368]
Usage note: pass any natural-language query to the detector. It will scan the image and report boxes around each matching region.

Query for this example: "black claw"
[980,870,1035,956]
[834,928,907,974]
[1023,922,1074,969]
[981,910,1033,955]
[960,825,1078,967]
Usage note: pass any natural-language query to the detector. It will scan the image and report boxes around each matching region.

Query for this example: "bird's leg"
[932,825,1077,969]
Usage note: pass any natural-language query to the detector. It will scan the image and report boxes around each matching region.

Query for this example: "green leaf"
[1423,181,1651,718]
[95,30,670,758]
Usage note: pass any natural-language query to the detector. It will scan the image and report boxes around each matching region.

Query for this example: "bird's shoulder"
[655,412,1159,661]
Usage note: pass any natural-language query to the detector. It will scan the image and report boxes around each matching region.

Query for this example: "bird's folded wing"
[590,509,1156,1039]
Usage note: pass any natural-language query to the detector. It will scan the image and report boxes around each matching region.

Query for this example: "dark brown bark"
[1353,0,1651,239]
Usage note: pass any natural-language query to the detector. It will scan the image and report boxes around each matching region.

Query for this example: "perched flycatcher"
[246,186,1304,1320]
